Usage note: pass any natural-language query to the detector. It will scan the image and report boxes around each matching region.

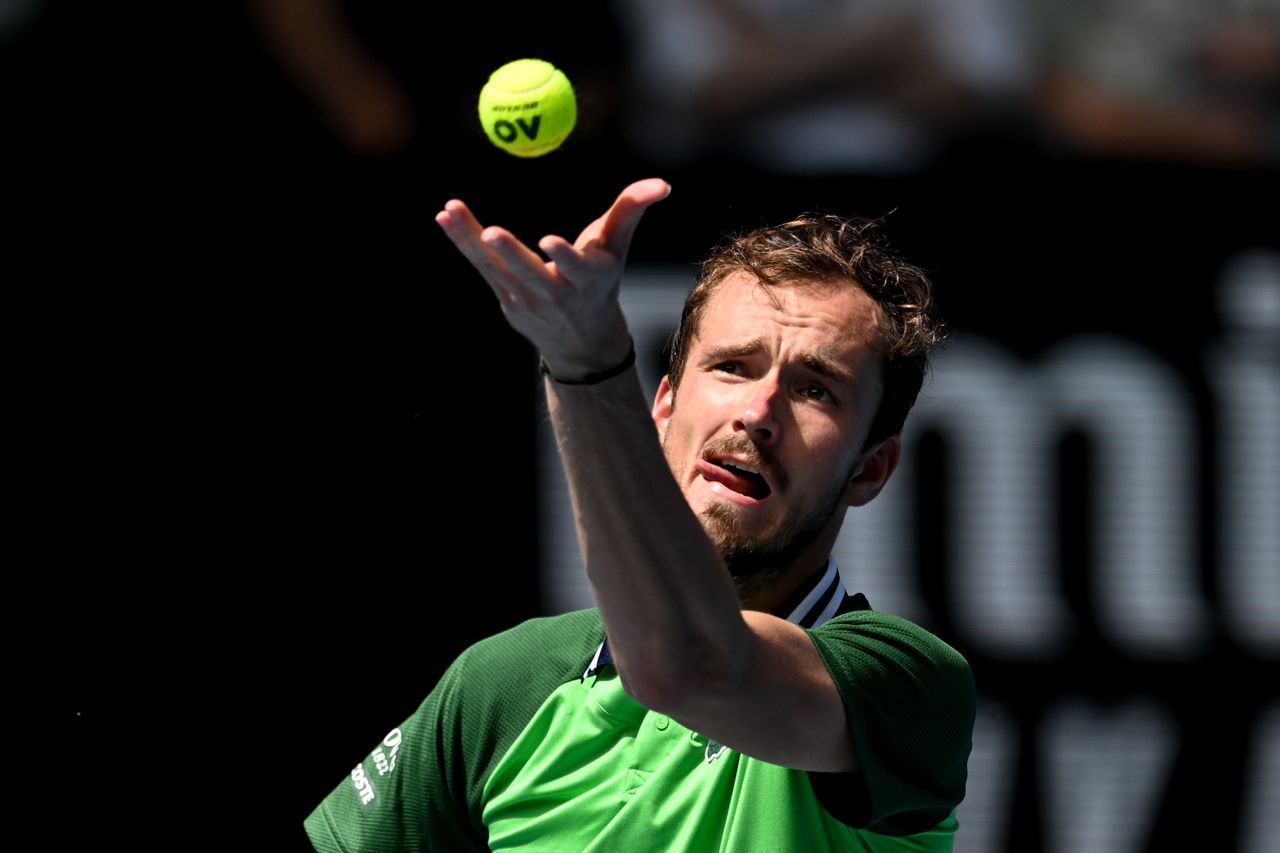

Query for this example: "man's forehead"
[699,272,883,342]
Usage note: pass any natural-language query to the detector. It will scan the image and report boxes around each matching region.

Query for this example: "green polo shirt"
[305,582,974,851]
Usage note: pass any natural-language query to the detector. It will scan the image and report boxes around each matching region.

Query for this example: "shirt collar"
[584,557,850,677]
[779,556,846,629]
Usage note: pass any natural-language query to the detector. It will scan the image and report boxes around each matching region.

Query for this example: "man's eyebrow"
[800,351,856,386]
[701,339,766,361]
[702,340,858,386]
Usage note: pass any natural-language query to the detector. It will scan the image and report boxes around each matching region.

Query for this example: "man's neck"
[737,557,832,615]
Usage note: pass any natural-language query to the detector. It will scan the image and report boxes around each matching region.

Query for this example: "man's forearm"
[545,367,747,707]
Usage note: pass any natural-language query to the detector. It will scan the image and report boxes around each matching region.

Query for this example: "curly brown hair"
[667,214,946,450]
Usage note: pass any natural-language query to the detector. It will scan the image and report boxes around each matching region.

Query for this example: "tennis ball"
[478,58,577,158]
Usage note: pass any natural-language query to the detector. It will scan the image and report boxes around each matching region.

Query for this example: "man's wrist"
[540,340,637,385]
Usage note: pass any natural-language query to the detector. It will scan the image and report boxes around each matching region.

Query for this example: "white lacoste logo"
[372,727,403,777]
[351,763,375,805]
[352,728,405,806]
[705,741,728,763]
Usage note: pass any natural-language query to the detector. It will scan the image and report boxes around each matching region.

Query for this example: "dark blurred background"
[14,2,1276,850]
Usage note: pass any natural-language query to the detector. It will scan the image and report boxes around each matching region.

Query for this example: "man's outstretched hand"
[435,178,671,381]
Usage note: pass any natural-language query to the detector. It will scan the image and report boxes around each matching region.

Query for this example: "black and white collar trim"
[782,557,846,630]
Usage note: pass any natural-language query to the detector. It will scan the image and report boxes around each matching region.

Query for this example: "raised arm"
[434,182,859,772]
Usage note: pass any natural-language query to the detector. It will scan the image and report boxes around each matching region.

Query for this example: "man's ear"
[652,375,675,437]
[843,435,901,507]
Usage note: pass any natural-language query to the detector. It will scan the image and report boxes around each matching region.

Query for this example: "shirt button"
[655,715,669,731]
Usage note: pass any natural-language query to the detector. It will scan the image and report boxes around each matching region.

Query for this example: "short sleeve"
[303,651,487,852]
[807,610,976,835]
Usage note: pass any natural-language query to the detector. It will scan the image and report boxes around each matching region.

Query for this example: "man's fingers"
[435,199,480,233]
[481,226,557,282]
[435,200,498,272]
[437,200,559,306]
[436,178,669,315]
[581,178,672,257]
[538,234,596,282]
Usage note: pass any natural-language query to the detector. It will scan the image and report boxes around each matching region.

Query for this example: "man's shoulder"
[814,607,973,684]
[455,608,604,677]
[481,607,603,643]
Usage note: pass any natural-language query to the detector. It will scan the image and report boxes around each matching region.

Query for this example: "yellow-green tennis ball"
[478,58,577,158]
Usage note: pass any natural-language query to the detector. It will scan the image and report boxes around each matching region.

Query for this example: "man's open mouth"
[709,459,773,500]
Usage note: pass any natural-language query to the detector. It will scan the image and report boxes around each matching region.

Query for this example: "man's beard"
[698,466,850,595]
[664,418,854,595]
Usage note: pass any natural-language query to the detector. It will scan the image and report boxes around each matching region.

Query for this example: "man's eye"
[715,362,744,375]
[802,384,834,402]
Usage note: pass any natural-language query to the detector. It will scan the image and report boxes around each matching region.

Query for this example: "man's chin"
[703,501,834,583]
[701,505,775,550]
[704,517,790,580]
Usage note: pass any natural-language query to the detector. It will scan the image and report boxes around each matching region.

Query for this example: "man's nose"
[733,380,782,444]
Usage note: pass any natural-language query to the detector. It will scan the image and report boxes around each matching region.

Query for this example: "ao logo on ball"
[478,58,577,158]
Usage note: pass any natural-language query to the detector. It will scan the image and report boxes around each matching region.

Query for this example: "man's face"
[653,272,894,583]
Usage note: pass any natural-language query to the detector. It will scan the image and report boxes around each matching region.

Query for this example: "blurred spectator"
[246,0,417,158]
[1027,0,1280,167]
[611,0,1034,175]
